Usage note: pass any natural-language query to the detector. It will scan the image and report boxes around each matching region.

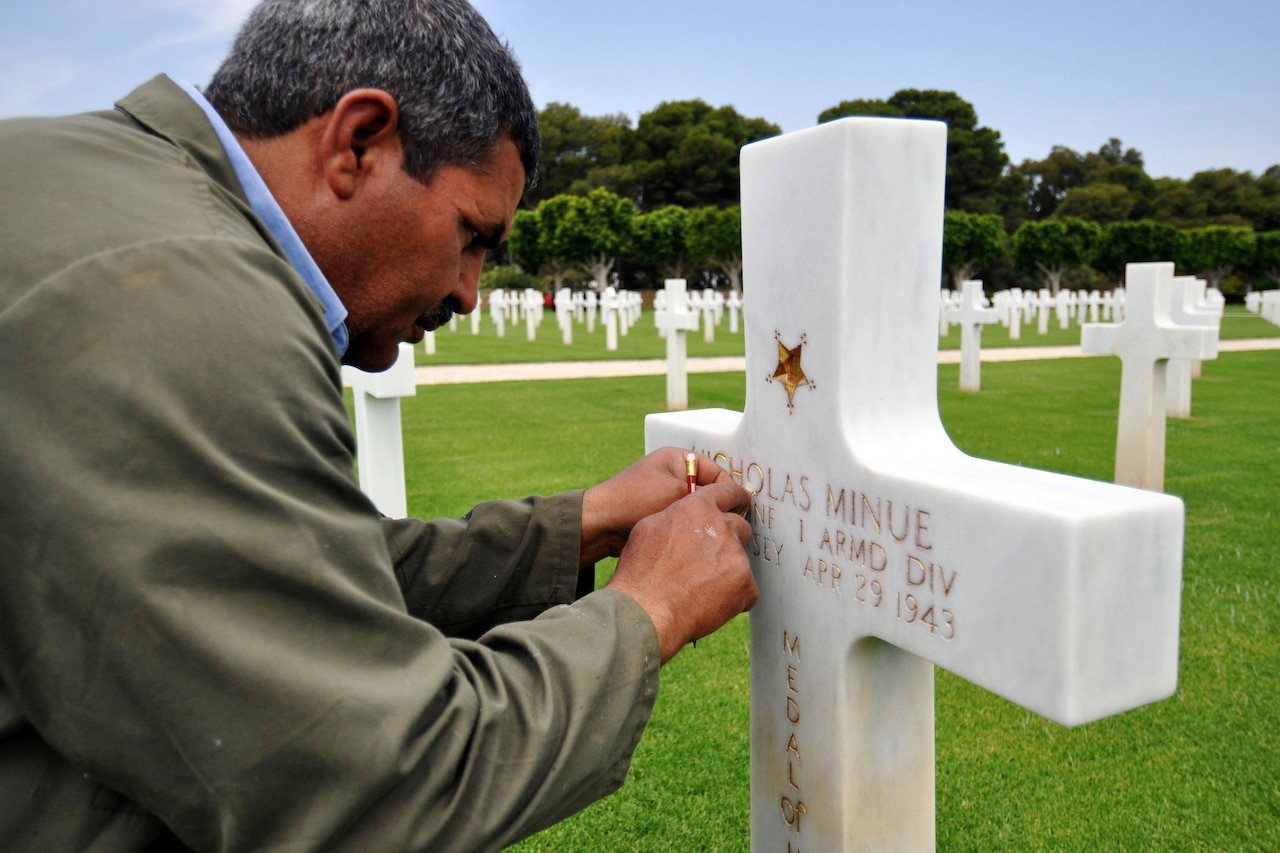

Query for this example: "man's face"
[334,137,525,371]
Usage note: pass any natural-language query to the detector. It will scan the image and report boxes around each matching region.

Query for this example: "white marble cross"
[1036,289,1052,334]
[555,286,574,345]
[656,278,701,409]
[1264,291,1280,325]
[602,287,619,350]
[342,342,416,518]
[1005,287,1025,340]
[1081,262,1218,491]
[645,119,1184,852]
[488,289,507,338]
[946,280,999,391]
[727,289,744,334]
[1165,276,1220,418]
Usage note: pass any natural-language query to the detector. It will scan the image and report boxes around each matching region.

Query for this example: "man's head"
[205,0,539,370]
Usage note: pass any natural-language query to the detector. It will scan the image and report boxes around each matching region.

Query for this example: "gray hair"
[205,0,539,190]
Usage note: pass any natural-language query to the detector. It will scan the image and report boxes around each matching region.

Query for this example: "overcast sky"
[2,0,1276,180]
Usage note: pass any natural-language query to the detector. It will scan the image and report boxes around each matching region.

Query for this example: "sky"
[2,0,1276,181]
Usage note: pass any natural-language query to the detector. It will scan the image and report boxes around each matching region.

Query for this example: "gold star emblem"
[766,332,815,412]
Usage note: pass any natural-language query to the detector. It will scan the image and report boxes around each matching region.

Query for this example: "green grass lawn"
[384,348,1280,851]
[417,304,1280,366]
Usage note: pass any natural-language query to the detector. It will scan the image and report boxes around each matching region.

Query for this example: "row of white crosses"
[601,286,642,350]
[646,118,1184,851]
[1249,290,1280,325]
[940,287,1128,339]
[654,287,743,340]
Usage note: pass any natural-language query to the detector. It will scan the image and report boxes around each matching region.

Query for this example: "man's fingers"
[690,479,752,516]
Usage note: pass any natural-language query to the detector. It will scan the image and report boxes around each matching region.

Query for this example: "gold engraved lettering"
[831,561,842,592]
[788,759,801,791]
[798,476,812,512]
[803,556,816,581]
[746,463,765,496]
[860,493,882,534]
[869,541,888,572]
[786,696,800,724]
[786,665,799,694]
[751,501,774,531]
[907,555,928,586]
[826,486,847,523]
[786,733,801,763]
[939,565,956,596]
[780,797,808,833]
[783,631,801,659]
[798,517,804,543]
[915,509,933,551]
[887,500,910,543]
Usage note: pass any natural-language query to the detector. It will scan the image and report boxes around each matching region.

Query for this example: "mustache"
[416,298,461,331]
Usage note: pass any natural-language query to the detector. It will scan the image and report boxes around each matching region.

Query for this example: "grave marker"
[728,290,743,334]
[645,119,1184,851]
[946,280,999,391]
[1081,262,1218,491]
[602,287,619,350]
[341,342,416,518]
[656,278,701,409]
[1165,276,1220,418]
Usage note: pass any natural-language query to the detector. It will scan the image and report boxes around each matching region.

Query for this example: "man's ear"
[319,89,402,200]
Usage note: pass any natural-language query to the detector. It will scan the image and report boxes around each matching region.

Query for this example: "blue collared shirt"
[178,81,350,357]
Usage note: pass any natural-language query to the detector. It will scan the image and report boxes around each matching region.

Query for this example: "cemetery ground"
[353,340,1280,852]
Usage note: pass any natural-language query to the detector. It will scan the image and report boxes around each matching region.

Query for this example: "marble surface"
[645,119,1185,852]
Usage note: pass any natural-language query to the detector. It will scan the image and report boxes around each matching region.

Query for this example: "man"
[0,1,757,850]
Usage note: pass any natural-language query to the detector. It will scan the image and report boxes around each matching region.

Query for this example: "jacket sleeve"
[0,238,660,853]
[381,491,588,639]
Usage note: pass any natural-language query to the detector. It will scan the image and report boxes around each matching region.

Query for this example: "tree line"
[494,90,1280,295]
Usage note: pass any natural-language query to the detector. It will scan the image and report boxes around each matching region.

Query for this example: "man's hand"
[579,447,745,565]
[583,448,759,664]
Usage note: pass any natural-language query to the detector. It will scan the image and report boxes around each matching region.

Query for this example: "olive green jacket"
[0,76,659,852]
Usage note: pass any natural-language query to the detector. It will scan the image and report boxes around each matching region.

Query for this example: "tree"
[818,89,1017,216]
[1094,220,1186,285]
[524,102,635,207]
[1011,218,1101,294]
[631,205,690,279]
[1017,146,1090,219]
[507,196,578,290]
[1249,231,1280,287]
[1179,226,1257,290]
[942,211,1007,288]
[686,205,743,292]
[1056,183,1137,224]
[1016,138,1147,221]
[630,100,779,209]
[562,189,636,287]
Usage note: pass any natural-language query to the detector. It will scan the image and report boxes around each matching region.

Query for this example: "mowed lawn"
[376,345,1279,852]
